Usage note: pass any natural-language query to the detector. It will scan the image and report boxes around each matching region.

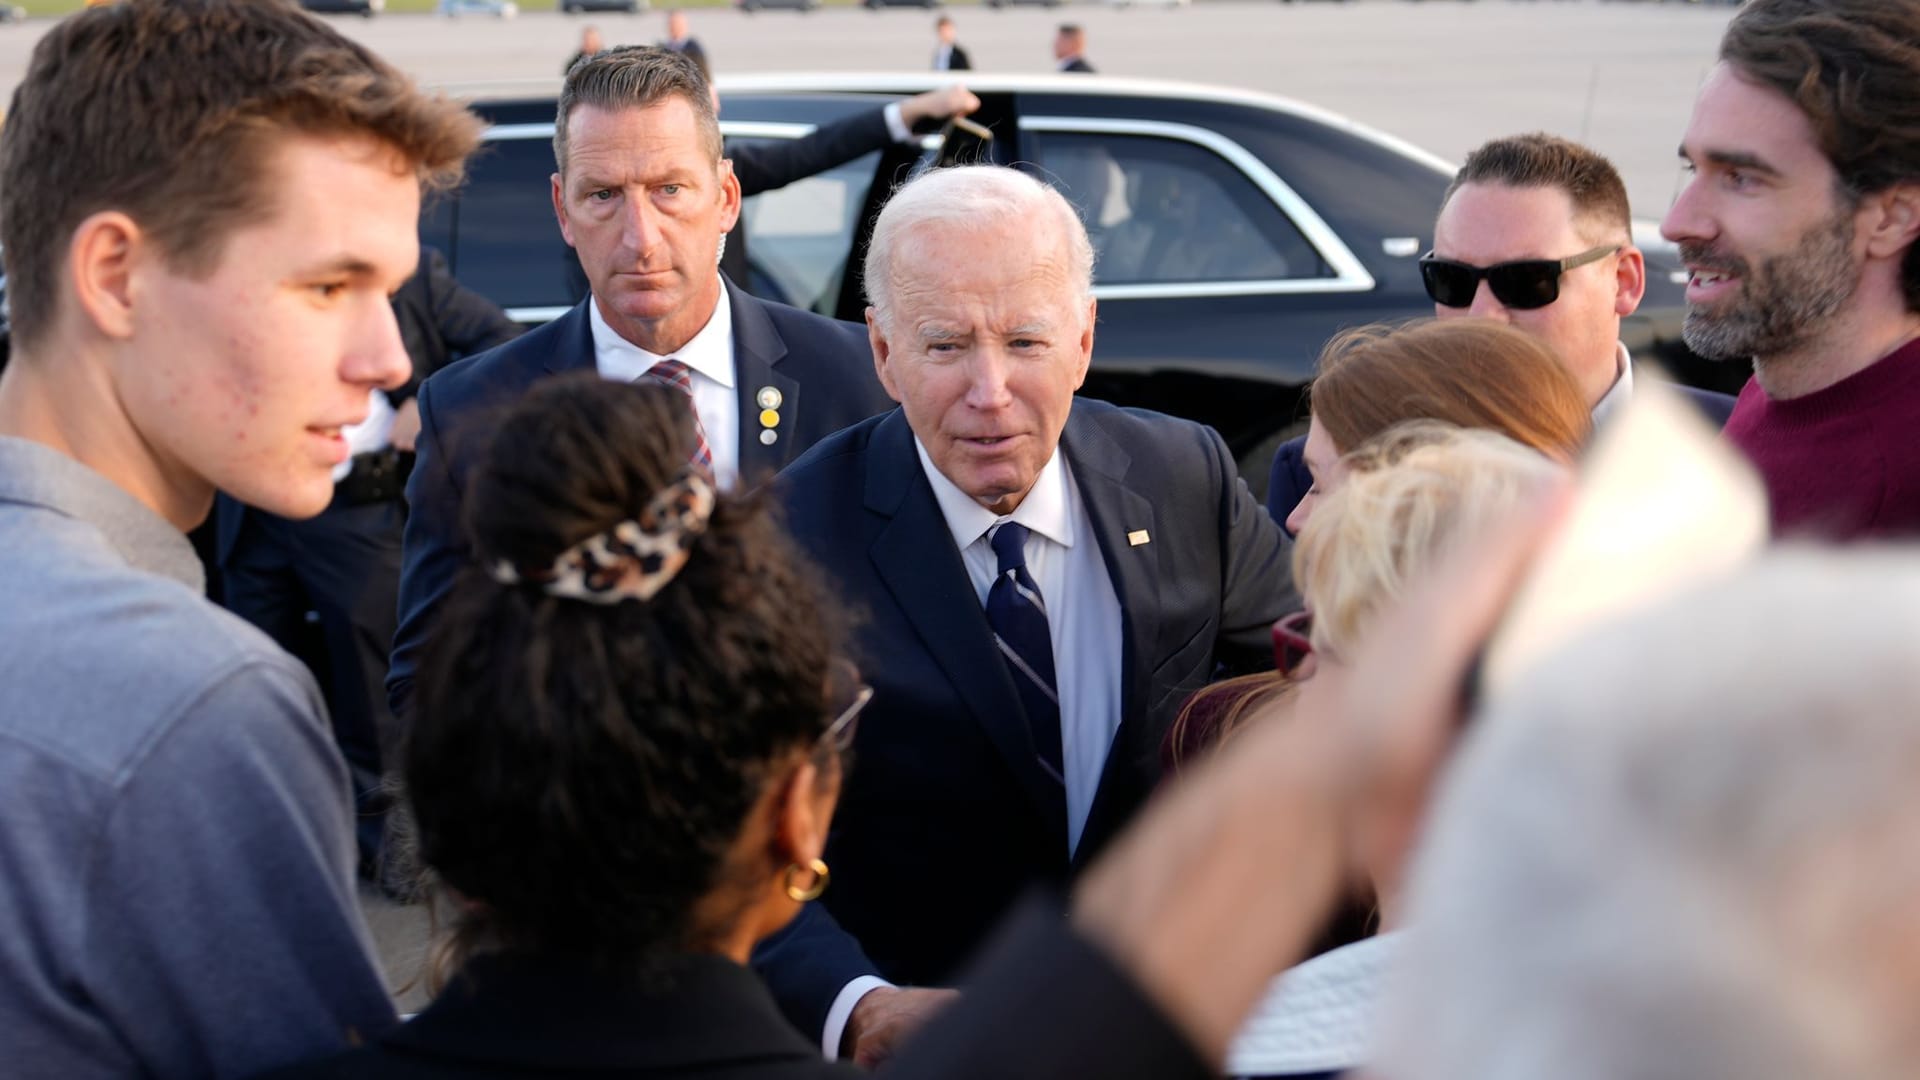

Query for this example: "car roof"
[435,71,1458,176]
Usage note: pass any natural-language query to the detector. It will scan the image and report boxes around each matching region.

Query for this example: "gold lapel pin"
[1127,530,1151,547]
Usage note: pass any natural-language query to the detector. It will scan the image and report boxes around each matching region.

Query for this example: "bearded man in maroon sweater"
[1662,0,1920,540]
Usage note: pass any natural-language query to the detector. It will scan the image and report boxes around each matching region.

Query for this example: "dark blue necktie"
[985,523,1065,794]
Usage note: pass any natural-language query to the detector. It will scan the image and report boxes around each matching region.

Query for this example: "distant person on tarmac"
[661,9,707,72]
[565,24,603,75]
[1055,23,1094,73]
[934,15,971,71]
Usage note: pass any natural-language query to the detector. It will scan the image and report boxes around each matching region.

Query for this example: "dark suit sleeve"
[1206,424,1298,667]
[951,45,972,71]
[423,250,523,362]
[729,107,898,197]
[387,377,462,719]
[1265,433,1311,532]
[879,897,1209,1080]
[751,899,885,1048]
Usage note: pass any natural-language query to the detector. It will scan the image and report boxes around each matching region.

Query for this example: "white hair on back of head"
[863,164,1094,330]
[1376,549,1920,1080]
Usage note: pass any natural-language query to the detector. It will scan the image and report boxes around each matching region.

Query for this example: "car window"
[1033,132,1330,285]
[446,136,577,310]
[732,142,880,315]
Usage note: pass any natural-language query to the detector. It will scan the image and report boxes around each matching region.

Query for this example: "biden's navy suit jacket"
[386,278,892,716]
[754,399,1298,1038]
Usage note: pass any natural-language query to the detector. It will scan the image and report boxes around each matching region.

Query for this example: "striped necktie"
[640,358,714,473]
[985,522,1066,799]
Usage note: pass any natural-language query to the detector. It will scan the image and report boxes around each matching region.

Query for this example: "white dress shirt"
[588,285,742,491]
[934,44,955,70]
[821,438,1127,1060]
[335,387,397,482]
[1589,340,1637,428]
[914,436,1125,855]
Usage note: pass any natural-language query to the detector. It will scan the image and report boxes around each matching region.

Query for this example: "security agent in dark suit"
[660,9,706,74]
[388,47,894,718]
[933,15,971,72]
[1055,23,1095,73]
[1266,132,1736,528]
[216,246,519,866]
[757,165,1295,1064]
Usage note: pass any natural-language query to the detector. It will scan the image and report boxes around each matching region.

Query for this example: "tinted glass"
[1033,132,1329,285]
[732,142,881,314]
[445,136,577,311]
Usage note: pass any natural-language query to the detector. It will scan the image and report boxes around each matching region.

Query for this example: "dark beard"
[1679,208,1859,362]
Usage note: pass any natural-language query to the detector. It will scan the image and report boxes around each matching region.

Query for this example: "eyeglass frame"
[1418,243,1620,311]
[1270,609,1314,680]
[816,661,873,759]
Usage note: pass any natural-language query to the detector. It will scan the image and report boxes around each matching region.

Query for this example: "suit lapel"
[726,279,798,485]
[1059,408,1163,867]
[538,299,599,375]
[863,413,1069,841]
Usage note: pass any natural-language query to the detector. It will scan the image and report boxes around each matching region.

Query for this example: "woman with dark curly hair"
[268,374,876,1079]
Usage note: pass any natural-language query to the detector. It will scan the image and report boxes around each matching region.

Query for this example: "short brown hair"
[1309,318,1592,461]
[1442,132,1632,240]
[0,0,481,351]
[1721,0,1920,310]
[554,46,720,177]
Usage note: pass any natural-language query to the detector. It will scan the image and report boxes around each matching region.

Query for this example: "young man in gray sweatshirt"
[0,1,479,1075]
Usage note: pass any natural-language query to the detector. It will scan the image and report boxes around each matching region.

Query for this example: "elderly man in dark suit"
[389,46,893,716]
[759,164,1296,1065]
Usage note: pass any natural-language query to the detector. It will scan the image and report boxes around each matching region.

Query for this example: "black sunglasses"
[1419,244,1618,311]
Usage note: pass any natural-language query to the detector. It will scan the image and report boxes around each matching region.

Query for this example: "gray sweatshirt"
[0,437,396,1078]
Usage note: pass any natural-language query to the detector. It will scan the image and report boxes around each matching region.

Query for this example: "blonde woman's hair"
[1169,422,1560,771]
[1294,422,1562,660]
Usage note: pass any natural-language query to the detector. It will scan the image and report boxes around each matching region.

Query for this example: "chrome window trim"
[481,122,554,141]
[482,120,817,142]
[1021,115,1376,299]
[507,305,574,324]
[715,72,1459,178]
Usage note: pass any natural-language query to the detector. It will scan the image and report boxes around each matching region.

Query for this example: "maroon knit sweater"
[1723,337,1920,540]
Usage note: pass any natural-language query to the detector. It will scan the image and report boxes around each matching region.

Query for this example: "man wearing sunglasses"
[1662,0,1920,540]
[1266,133,1734,528]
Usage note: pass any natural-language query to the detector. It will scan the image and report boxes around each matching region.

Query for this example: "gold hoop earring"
[783,857,830,902]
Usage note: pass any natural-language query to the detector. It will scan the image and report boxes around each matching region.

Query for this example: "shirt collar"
[913,436,1075,552]
[589,282,736,390]
[0,436,205,591]
[1589,340,1635,426]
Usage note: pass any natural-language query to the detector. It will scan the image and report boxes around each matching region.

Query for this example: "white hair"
[1376,549,1920,1080]
[863,164,1095,329]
